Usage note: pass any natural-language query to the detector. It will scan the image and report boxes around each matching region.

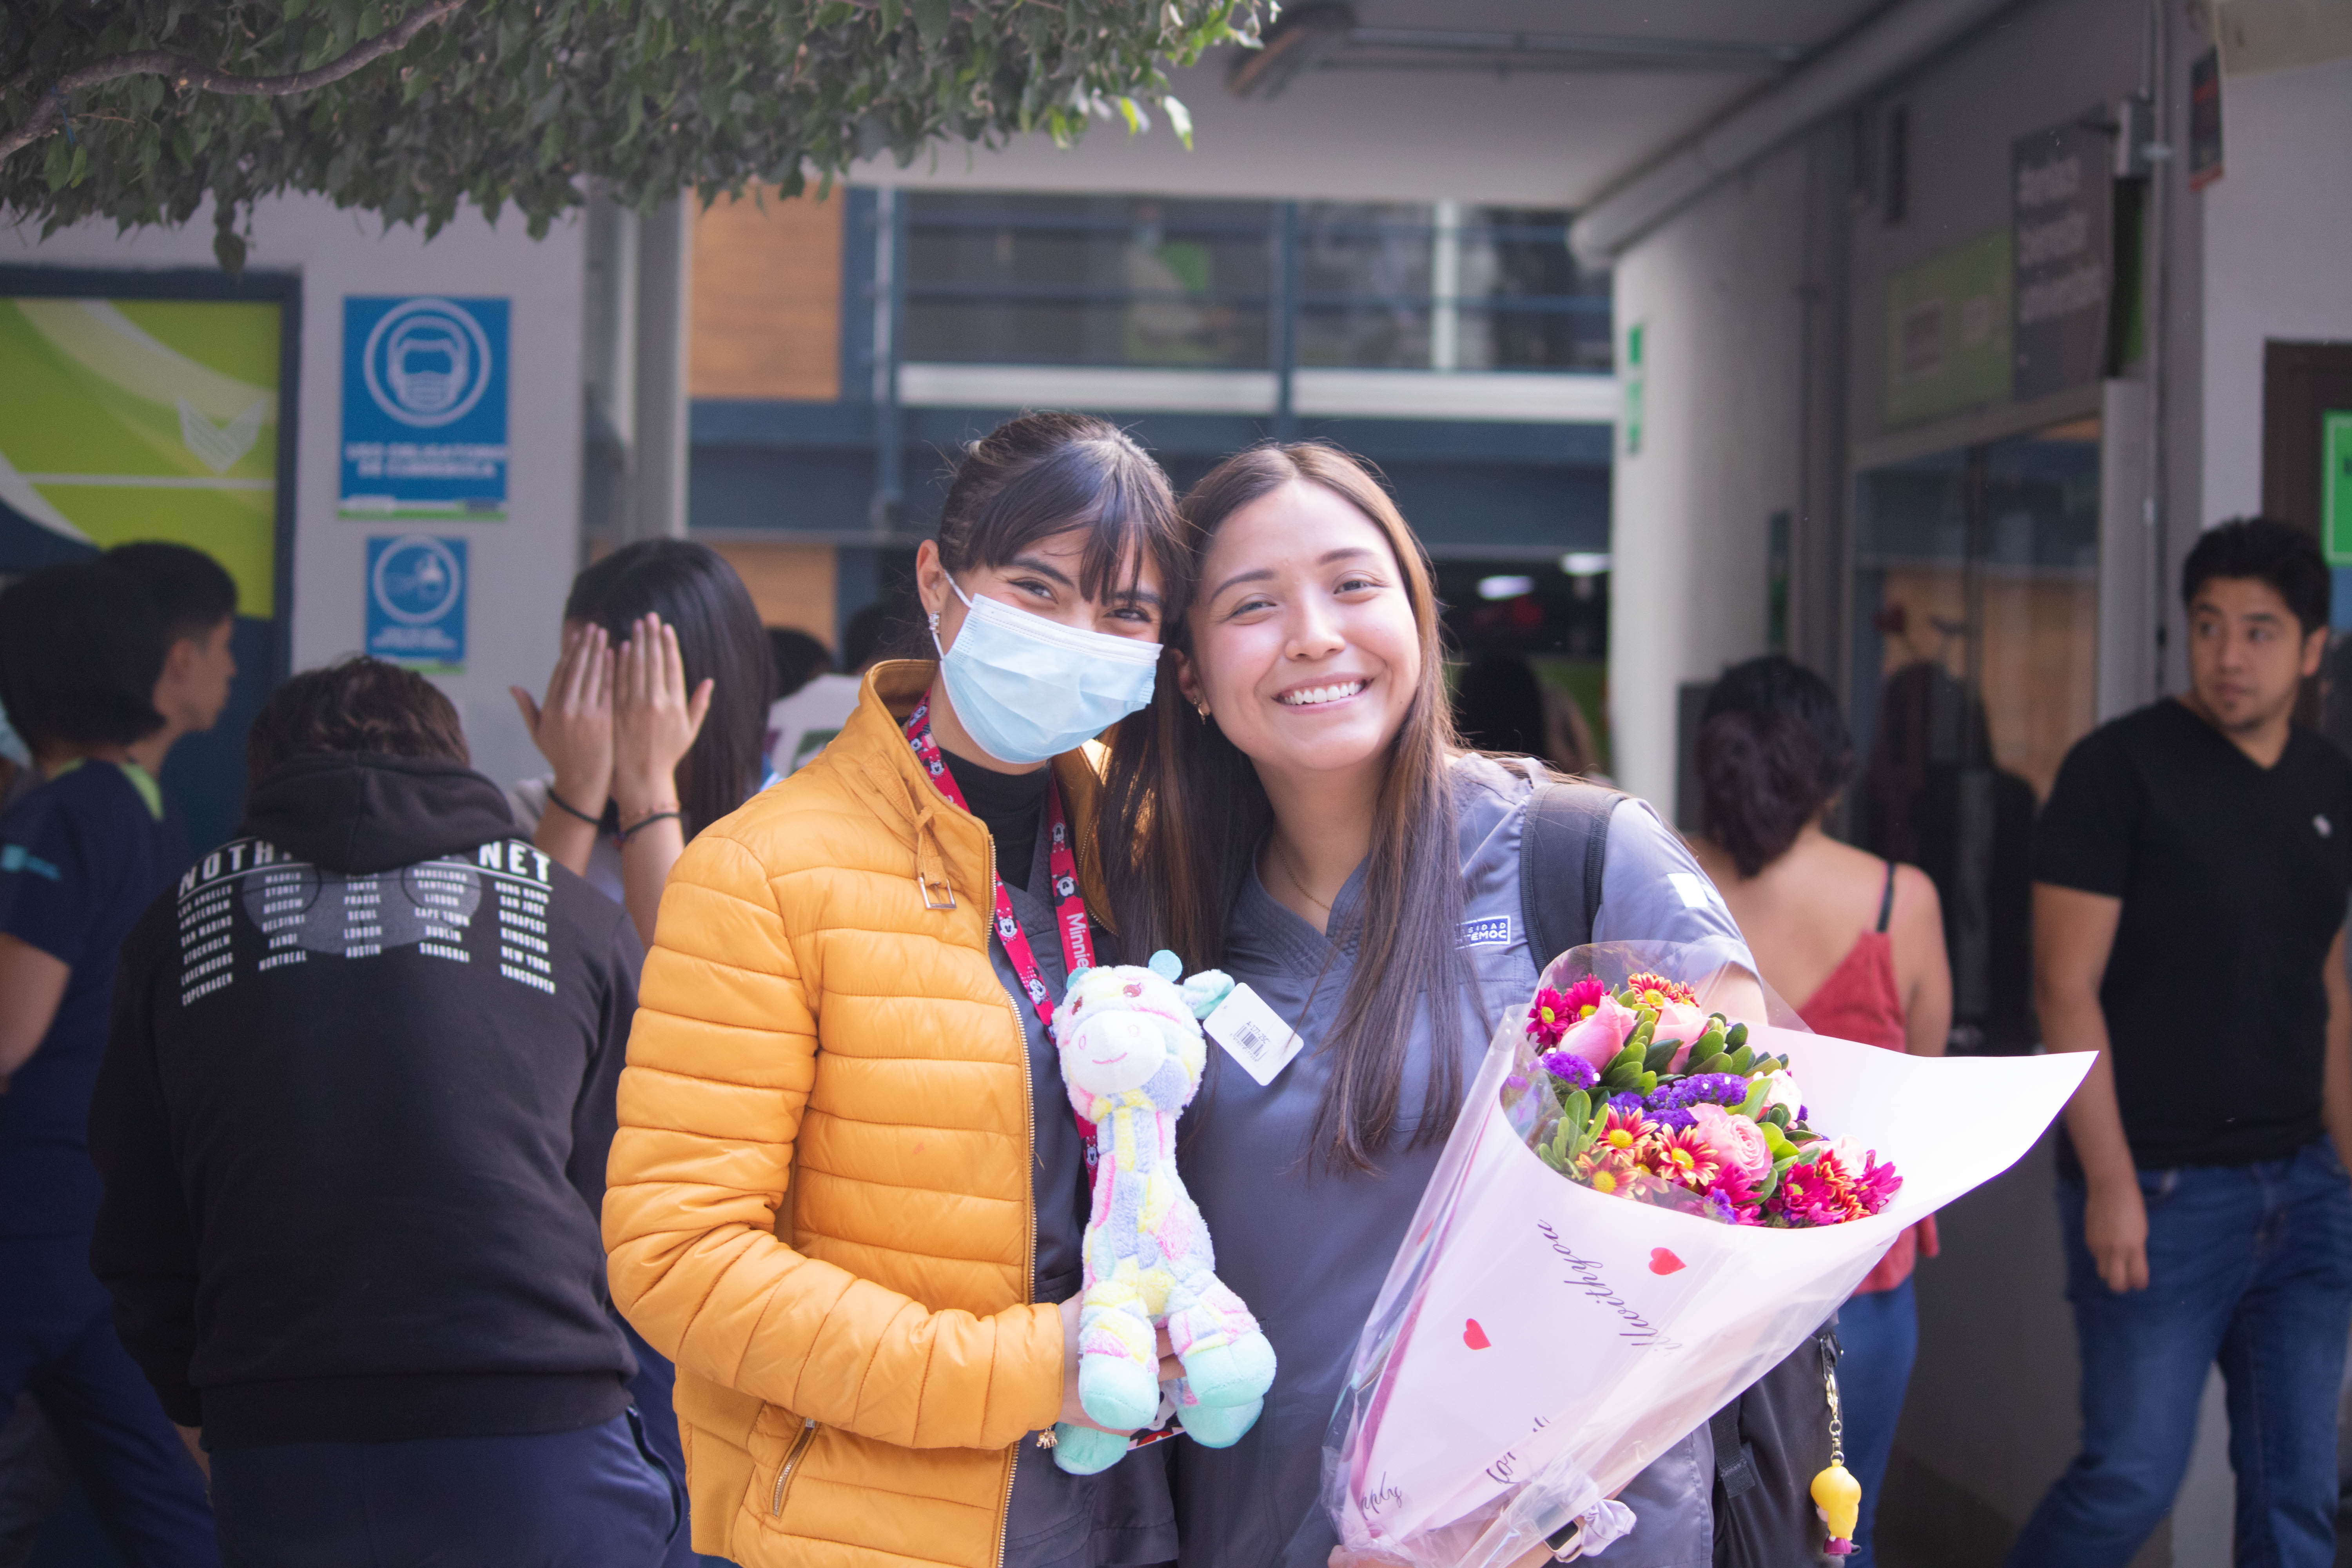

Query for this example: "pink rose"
[1690,1104,1773,1182]
[1554,993,1639,1070]
[1651,1000,1714,1070]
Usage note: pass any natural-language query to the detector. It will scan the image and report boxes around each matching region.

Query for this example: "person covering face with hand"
[510,540,772,951]
[2010,518,2352,1568]
[601,413,1193,1568]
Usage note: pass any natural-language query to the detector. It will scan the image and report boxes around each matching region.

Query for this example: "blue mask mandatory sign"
[340,296,509,520]
[366,535,468,670]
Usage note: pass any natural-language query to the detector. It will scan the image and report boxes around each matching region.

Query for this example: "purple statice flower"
[1608,1092,1644,1115]
[1675,1073,1754,1109]
[1649,1107,1697,1131]
[1539,1051,1600,1091]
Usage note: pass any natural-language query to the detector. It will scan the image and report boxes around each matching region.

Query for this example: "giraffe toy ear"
[1147,949,1183,984]
[1181,968,1236,1021]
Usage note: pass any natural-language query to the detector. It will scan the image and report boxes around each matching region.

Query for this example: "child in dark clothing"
[0,561,217,1567]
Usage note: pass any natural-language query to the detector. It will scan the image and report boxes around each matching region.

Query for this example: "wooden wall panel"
[690,189,844,402]
[709,540,838,646]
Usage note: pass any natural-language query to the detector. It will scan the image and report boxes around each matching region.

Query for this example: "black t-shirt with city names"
[2034,699,2352,1168]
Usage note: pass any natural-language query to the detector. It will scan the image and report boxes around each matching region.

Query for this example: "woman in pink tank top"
[1688,657,1953,1568]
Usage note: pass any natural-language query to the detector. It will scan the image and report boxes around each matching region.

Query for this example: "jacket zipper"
[769,1416,818,1517]
[988,831,1034,1568]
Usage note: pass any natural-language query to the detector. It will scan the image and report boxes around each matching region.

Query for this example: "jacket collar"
[824,660,1113,927]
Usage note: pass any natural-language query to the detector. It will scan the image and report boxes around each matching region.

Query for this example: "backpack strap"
[1517,773,1622,970]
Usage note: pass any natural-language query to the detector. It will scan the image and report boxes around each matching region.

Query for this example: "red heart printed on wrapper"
[1649,1248,1686,1276]
[1463,1319,1491,1350]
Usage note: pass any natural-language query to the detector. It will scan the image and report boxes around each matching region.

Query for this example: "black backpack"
[1517,773,1841,1567]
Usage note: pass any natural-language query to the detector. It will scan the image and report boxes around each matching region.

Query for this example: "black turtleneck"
[939,747,1050,891]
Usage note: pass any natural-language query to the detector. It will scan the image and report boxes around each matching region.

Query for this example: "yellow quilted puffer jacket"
[605,661,1100,1568]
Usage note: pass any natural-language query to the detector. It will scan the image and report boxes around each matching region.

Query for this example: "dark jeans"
[619,1318,733,1568]
[2007,1140,2352,1568]
[0,1233,216,1568]
[1836,1278,1918,1568]
[211,1410,679,1568]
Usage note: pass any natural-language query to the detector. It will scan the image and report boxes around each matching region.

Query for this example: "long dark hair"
[565,539,773,840]
[1695,655,1852,878]
[1100,442,1472,1173]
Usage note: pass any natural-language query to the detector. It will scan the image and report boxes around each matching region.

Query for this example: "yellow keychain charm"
[1812,1354,1860,1555]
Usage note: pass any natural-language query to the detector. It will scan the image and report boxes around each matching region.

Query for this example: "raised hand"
[510,622,615,816]
[612,613,713,821]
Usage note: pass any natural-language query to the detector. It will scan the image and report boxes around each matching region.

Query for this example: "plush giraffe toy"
[1047,951,1279,1475]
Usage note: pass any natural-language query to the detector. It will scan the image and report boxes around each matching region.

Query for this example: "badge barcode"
[1233,1018,1271,1056]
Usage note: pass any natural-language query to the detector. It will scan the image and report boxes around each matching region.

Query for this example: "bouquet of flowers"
[1517,973,1900,1230]
[1320,943,2091,1568]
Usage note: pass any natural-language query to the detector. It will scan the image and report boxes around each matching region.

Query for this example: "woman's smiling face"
[1180,479,1422,783]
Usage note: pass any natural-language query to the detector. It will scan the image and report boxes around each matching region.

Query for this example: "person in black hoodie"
[88,657,675,1568]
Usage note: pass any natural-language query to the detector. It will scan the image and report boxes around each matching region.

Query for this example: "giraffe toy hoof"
[1049,1423,1130,1475]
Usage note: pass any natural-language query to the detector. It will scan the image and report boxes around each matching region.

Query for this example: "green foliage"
[1,0,1264,269]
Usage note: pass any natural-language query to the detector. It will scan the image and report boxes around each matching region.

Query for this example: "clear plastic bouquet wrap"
[1321,942,2092,1567]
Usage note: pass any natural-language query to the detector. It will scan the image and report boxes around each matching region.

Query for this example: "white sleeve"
[1589,797,1756,978]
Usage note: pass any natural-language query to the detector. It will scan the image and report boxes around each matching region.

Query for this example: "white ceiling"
[853,0,1891,209]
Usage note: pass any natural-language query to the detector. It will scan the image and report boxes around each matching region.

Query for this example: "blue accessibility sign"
[365,535,468,670]
[340,296,509,520]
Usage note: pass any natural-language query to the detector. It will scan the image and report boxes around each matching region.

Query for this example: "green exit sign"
[2328,410,2352,565]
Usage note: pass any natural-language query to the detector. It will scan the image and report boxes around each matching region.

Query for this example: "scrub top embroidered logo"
[1457,915,1514,948]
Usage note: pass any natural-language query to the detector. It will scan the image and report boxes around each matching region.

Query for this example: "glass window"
[896,193,1611,373]
[1848,419,2102,1053]
[900,192,1272,368]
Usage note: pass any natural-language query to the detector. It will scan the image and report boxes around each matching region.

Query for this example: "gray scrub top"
[993,826,1178,1568]
[1171,756,1753,1568]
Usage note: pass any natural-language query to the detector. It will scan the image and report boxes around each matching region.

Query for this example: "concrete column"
[622,196,691,542]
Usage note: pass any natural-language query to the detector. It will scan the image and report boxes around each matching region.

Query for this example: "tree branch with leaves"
[1,0,1262,271]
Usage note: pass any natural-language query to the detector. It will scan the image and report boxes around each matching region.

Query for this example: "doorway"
[1847,419,2103,1053]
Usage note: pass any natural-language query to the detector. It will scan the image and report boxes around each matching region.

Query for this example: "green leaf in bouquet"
[1725,1022,1749,1049]
[1728,1045,1756,1074]
[1642,1040,1681,1074]
[1626,1017,1655,1052]
[1603,1062,1641,1091]
[1691,1024,1725,1058]
[1738,1076,1771,1118]
[1764,1105,1791,1130]
[1637,1070,1659,1095]
[1538,1141,1568,1173]
[1760,1122,1797,1160]
[1692,1053,1734,1076]
[1561,1090,1590,1135]
[1609,1040,1645,1073]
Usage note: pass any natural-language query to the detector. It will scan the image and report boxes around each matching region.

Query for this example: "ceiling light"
[1559,552,1612,577]
[1477,575,1535,601]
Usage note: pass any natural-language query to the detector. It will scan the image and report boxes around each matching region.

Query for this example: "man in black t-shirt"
[2008,520,2352,1568]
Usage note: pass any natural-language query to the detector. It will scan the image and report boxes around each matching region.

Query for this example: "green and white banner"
[0,296,281,615]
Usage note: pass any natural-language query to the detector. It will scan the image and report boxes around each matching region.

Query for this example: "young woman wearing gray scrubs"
[1099,445,1757,1568]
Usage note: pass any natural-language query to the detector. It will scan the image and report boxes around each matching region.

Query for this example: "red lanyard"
[904,691,1095,1031]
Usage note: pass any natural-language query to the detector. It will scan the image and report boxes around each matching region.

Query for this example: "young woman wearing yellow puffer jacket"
[603,413,1191,1568]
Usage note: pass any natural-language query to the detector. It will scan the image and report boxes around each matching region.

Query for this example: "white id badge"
[1202,983,1305,1087]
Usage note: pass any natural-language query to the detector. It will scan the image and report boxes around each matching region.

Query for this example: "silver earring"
[1195,702,1211,724]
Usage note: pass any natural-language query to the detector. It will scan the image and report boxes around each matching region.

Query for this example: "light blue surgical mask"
[930,577,1161,765]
